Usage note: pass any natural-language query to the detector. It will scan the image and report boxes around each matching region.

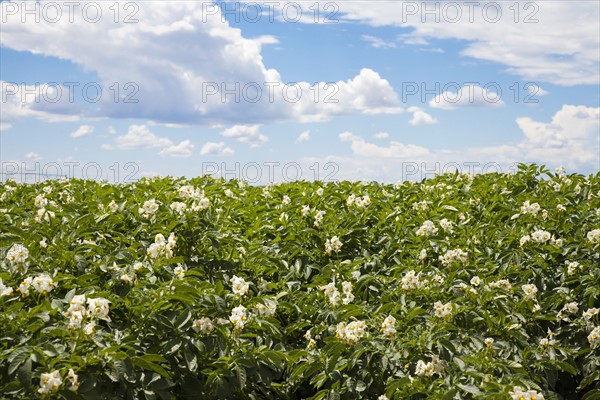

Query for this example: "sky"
[1,0,599,183]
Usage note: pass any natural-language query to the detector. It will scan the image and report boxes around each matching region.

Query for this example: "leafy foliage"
[0,164,599,399]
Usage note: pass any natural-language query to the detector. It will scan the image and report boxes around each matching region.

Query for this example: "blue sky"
[1,0,599,183]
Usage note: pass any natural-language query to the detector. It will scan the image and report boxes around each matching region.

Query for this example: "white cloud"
[158,140,195,158]
[221,124,268,148]
[361,35,396,49]
[200,142,235,156]
[429,84,504,110]
[327,105,599,181]
[374,132,389,139]
[315,2,599,86]
[71,125,94,138]
[407,107,438,125]
[527,84,548,97]
[0,4,403,125]
[0,81,80,129]
[108,126,117,135]
[339,131,430,158]
[25,152,42,161]
[295,130,310,143]
[103,125,173,150]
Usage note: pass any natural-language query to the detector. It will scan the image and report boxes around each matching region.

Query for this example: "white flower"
[282,195,291,205]
[419,249,427,261]
[0,278,13,297]
[378,396,389,400]
[38,370,62,395]
[39,237,48,248]
[83,321,96,335]
[173,266,186,279]
[531,229,552,243]
[583,307,599,320]
[147,232,176,259]
[556,204,566,212]
[17,277,33,298]
[6,243,29,267]
[490,279,512,291]
[229,305,248,331]
[314,210,325,227]
[415,357,443,377]
[87,297,111,321]
[170,201,187,215]
[484,337,494,348]
[335,320,367,344]
[587,229,600,244]
[255,300,277,318]
[522,284,538,300]
[34,194,48,208]
[401,270,421,290]
[509,386,545,400]
[588,326,600,348]
[433,301,452,319]
[439,218,453,233]
[192,317,214,334]
[520,235,531,246]
[139,199,159,218]
[566,261,582,275]
[191,197,211,211]
[380,315,396,339]
[319,282,341,306]
[108,200,119,212]
[520,201,541,216]
[316,187,324,196]
[325,236,342,255]
[301,205,311,217]
[67,369,79,392]
[341,281,354,304]
[439,249,467,265]
[31,274,55,295]
[470,276,481,287]
[231,275,250,296]
[416,220,438,236]
[224,189,234,198]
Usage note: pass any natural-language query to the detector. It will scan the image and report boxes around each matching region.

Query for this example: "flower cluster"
[6,243,29,268]
[320,281,354,305]
[17,274,56,297]
[170,201,187,215]
[588,326,600,348]
[231,275,250,296]
[509,387,545,400]
[229,305,248,332]
[255,300,277,318]
[192,317,214,335]
[588,229,600,244]
[439,248,467,265]
[347,194,371,208]
[139,199,159,218]
[380,315,396,339]
[400,270,421,290]
[335,320,367,344]
[416,220,438,236]
[38,369,79,395]
[433,301,452,319]
[522,284,538,300]
[415,356,444,377]
[147,233,177,259]
[324,236,343,255]
[520,200,541,216]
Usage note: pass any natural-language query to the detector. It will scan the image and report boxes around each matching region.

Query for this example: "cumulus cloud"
[200,142,235,156]
[429,84,504,110]
[339,131,430,158]
[101,124,193,157]
[159,140,194,158]
[221,124,268,147]
[328,105,599,181]
[295,130,310,143]
[0,3,403,126]
[374,132,389,139]
[407,107,438,125]
[71,125,94,138]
